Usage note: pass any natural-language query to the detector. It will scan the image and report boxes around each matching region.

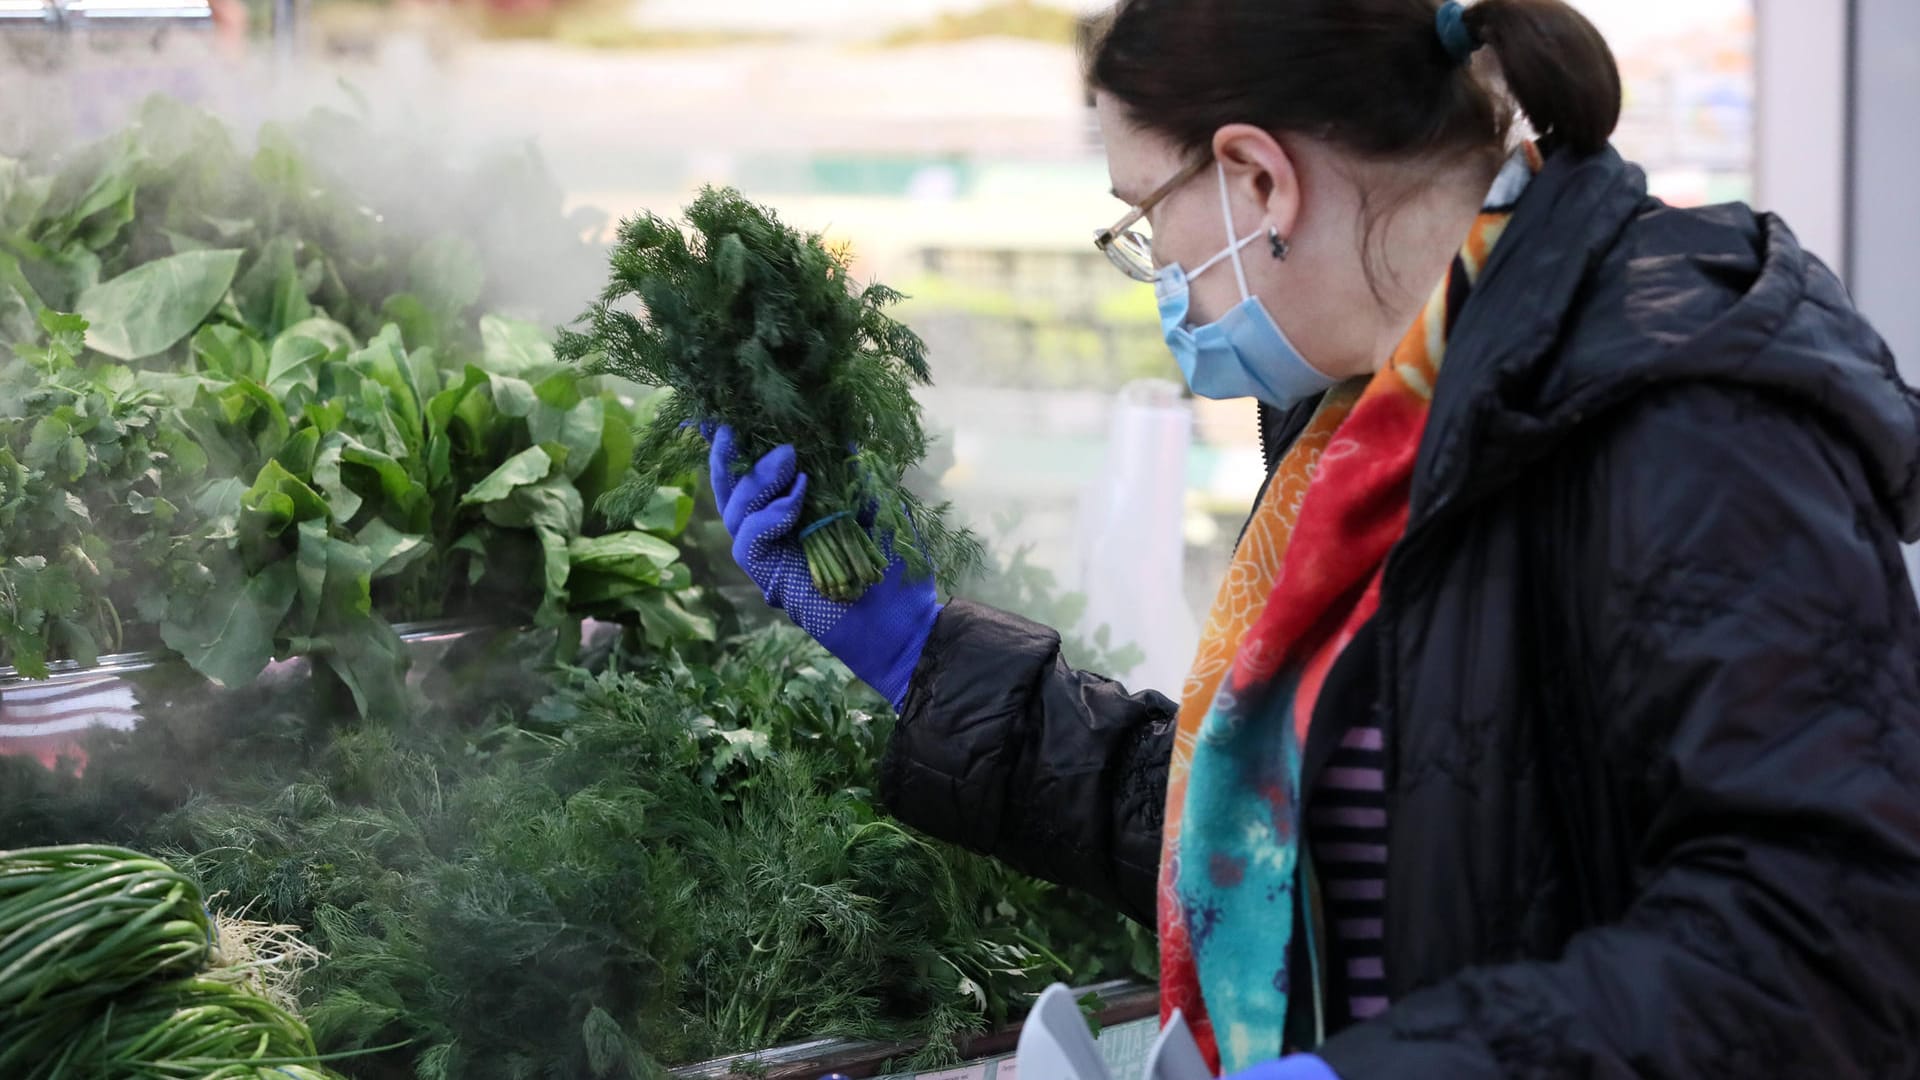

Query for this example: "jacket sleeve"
[1319,386,1920,1078]
[878,599,1176,925]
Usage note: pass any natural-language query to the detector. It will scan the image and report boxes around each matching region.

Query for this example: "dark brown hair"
[1086,0,1622,166]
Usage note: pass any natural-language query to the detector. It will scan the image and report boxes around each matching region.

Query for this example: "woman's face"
[1095,91,1286,328]
[1095,91,1434,384]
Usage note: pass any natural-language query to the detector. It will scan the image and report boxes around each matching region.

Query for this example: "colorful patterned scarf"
[1157,145,1541,1074]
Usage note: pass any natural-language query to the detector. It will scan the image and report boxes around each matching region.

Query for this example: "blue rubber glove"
[1226,1055,1340,1080]
[708,424,941,711]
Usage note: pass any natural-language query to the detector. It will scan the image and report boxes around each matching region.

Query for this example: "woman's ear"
[1212,123,1301,241]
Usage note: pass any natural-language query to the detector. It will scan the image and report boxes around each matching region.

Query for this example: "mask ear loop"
[1217,162,1252,301]
[1187,164,1266,286]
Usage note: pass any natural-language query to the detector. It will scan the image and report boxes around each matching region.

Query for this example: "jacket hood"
[1417,146,1920,540]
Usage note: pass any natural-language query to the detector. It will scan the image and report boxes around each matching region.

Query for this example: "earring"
[1268,226,1290,261]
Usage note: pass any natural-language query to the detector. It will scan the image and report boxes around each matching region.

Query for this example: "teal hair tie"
[1435,1,1481,65]
[798,511,853,540]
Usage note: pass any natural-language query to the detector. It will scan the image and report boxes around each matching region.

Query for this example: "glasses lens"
[1105,229,1156,283]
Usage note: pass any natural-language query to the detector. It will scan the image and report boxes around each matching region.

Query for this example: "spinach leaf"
[159,557,299,688]
[76,249,243,360]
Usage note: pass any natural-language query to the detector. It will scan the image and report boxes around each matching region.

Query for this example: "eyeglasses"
[1093,157,1211,283]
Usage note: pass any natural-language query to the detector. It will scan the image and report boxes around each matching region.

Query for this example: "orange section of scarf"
[1157,164,1529,1066]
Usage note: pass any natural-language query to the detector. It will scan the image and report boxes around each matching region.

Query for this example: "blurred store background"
[3,0,1912,694]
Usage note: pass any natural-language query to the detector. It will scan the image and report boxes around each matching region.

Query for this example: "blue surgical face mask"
[1155,164,1337,409]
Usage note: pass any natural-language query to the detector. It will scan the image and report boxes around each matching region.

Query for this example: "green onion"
[0,846,346,1079]
[0,845,212,1021]
[0,974,340,1079]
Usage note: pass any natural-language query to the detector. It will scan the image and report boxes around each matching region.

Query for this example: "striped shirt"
[1310,719,1391,1023]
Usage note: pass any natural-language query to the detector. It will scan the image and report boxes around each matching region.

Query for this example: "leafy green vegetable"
[0,100,711,710]
[557,186,984,602]
[461,444,553,506]
[76,248,243,360]
[160,558,300,689]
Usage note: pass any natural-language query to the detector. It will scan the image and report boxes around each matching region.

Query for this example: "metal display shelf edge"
[670,979,1159,1080]
[0,618,511,685]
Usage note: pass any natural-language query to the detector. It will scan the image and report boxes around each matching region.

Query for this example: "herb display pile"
[0,97,707,715]
[0,622,1151,1078]
[557,186,983,602]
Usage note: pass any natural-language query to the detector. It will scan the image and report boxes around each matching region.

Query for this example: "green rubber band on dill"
[797,511,852,541]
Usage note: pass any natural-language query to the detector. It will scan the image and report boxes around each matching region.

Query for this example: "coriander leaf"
[38,309,87,358]
[24,414,84,481]
[76,248,244,360]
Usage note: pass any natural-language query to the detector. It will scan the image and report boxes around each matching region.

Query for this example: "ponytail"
[1465,0,1622,156]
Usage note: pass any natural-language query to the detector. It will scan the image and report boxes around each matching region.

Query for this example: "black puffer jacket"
[880,146,1920,1078]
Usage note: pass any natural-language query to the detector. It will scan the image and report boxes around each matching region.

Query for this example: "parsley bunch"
[558,187,982,601]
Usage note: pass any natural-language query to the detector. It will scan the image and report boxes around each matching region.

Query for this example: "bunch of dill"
[556,186,983,601]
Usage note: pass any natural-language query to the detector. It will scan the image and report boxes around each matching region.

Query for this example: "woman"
[703,0,1920,1075]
